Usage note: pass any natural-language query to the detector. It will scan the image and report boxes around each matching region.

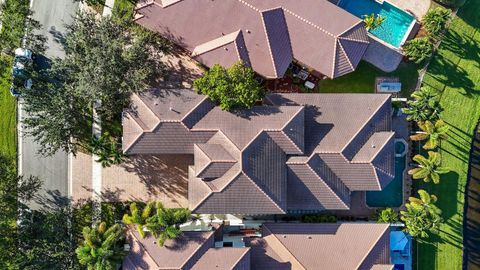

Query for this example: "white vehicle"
[14,48,33,61]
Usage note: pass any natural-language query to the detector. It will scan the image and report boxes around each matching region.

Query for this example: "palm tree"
[377,208,399,223]
[408,151,450,184]
[90,132,125,168]
[400,189,443,238]
[402,87,442,122]
[363,13,386,31]
[75,222,127,270]
[410,119,449,149]
[122,202,155,238]
[145,202,191,246]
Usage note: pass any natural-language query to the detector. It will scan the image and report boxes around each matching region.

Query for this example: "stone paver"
[362,37,404,72]
[388,0,431,20]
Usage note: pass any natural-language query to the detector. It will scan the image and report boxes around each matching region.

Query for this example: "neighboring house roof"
[134,0,369,78]
[191,248,251,270]
[123,227,250,270]
[248,223,393,270]
[123,229,215,270]
[122,90,395,214]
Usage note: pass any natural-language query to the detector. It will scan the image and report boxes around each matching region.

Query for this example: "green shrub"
[193,61,265,111]
[422,8,452,41]
[403,38,433,64]
[301,214,337,223]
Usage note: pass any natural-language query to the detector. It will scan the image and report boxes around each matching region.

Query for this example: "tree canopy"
[402,86,443,122]
[408,151,450,184]
[401,190,443,238]
[21,11,168,155]
[410,120,449,149]
[193,61,265,111]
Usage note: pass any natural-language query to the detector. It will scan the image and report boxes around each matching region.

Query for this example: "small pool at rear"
[339,0,415,47]
[366,139,406,207]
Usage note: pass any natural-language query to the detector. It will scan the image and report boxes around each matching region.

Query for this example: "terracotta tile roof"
[123,90,395,214]
[134,0,368,78]
[124,229,215,269]
[257,223,392,270]
[190,248,251,270]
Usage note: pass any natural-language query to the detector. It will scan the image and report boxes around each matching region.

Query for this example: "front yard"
[414,0,480,269]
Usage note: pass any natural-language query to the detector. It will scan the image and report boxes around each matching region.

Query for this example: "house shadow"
[121,154,191,200]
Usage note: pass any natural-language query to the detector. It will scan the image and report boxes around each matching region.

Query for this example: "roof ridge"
[336,40,355,72]
[243,173,286,213]
[305,159,350,209]
[236,0,260,12]
[191,30,241,57]
[260,8,281,77]
[280,6,335,37]
[331,38,338,78]
[350,132,395,163]
[337,21,370,43]
[228,247,251,270]
[263,225,307,270]
[180,230,215,269]
[340,95,391,154]
[128,230,161,268]
[354,224,390,270]
[181,96,212,125]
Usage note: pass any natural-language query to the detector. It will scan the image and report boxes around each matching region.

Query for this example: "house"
[133,0,370,78]
[123,222,394,270]
[122,89,395,215]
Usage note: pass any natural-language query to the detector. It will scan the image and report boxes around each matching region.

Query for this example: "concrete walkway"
[463,122,480,269]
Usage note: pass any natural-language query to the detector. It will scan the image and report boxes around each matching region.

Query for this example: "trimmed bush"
[193,61,265,111]
[422,8,452,40]
[403,37,433,64]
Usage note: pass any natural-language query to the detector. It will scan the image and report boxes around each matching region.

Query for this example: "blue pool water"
[339,0,415,47]
[366,141,405,207]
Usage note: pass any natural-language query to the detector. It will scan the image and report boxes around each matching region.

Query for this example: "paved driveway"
[72,153,190,208]
[19,0,79,209]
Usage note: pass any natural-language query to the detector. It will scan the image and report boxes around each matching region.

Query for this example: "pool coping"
[365,138,408,209]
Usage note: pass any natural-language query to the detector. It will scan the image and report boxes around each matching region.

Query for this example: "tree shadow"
[121,154,190,203]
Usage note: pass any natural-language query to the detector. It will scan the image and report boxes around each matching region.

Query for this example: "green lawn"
[318,60,421,96]
[415,0,480,269]
[0,55,16,158]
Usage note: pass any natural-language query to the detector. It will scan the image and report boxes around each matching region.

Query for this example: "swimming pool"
[366,139,406,207]
[339,0,415,47]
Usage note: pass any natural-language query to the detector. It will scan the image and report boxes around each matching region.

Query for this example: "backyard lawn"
[414,0,480,269]
[318,60,421,96]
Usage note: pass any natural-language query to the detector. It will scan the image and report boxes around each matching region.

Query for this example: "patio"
[266,63,323,93]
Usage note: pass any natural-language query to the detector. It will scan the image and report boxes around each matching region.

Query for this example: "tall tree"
[400,190,443,238]
[145,202,191,246]
[410,119,449,149]
[193,61,265,111]
[408,151,450,184]
[21,11,168,155]
[75,222,127,270]
[402,86,442,122]
[122,202,155,238]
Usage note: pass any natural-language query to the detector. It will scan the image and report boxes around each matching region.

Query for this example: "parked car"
[14,48,33,61]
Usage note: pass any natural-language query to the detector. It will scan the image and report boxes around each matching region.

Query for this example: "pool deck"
[362,36,404,72]
[387,0,431,20]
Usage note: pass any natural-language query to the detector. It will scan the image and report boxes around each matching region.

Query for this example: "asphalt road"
[19,0,79,209]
